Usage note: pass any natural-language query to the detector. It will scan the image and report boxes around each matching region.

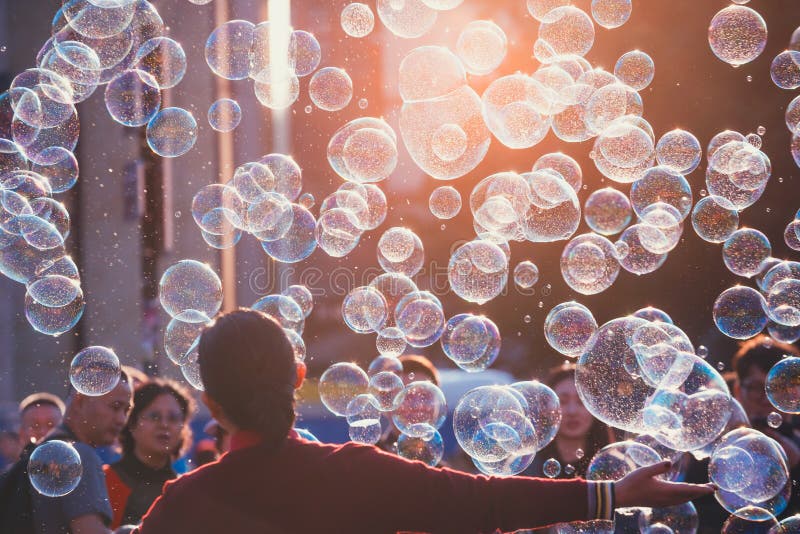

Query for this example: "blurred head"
[67,371,132,447]
[733,335,799,423]
[19,392,65,445]
[121,365,150,389]
[398,354,440,386]
[120,379,194,463]
[546,364,593,441]
[198,309,306,447]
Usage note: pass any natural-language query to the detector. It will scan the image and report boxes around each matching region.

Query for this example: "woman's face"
[554,378,594,440]
[131,393,185,460]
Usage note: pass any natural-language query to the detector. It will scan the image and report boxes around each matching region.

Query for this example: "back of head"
[19,392,65,416]
[199,309,297,448]
[399,354,440,386]
[733,335,799,382]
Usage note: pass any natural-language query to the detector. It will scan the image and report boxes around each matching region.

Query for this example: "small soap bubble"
[319,362,369,417]
[159,259,222,320]
[564,464,576,476]
[543,458,562,478]
[392,381,447,438]
[309,67,353,112]
[28,440,82,497]
[697,345,709,358]
[397,431,444,466]
[524,314,532,323]
[428,186,461,219]
[576,448,585,459]
[341,3,375,38]
[208,98,242,132]
[768,411,783,428]
[766,357,800,414]
[69,346,121,396]
[358,98,368,109]
[713,286,768,339]
[514,261,540,289]
[147,107,197,158]
[770,50,800,90]
[757,125,766,136]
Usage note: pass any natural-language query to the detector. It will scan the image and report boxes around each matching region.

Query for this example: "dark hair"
[544,363,613,457]
[198,309,297,450]
[399,354,440,386]
[119,379,195,458]
[19,392,65,416]
[733,335,800,382]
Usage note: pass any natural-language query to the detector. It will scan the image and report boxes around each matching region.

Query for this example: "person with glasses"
[104,379,195,529]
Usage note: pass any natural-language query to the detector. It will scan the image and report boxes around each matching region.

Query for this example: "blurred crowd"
[1,334,798,533]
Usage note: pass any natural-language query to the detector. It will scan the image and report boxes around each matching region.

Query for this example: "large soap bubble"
[28,440,82,497]
[260,204,317,263]
[342,286,388,334]
[560,233,620,295]
[397,431,444,466]
[104,69,160,127]
[723,228,771,278]
[656,129,701,175]
[713,286,768,339]
[133,36,186,89]
[205,20,256,81]
[448,239,508,304]
[159,259,222,320]
[341,3,375,38]
[440,313,501,371]
[584,188,631,236]
[456,20,507,76]
[614,50,654,91]
[146,107,197,158]
[69,346,121,396]
[544,301,598,358]
[692,196,739,243]
[536,6,595,60]
[766,357,800,414]
[309,67,353,112]
[208,98,241,132]
[395,291,445,348]
[24,274,85,336]
[510,381,561,451]
[327,117,397,184]
[319,362,369,417]
[392,381,447,438]
[377,227,424,277]
[586,440,662,481]
[376,0,437,39]
[708,5,767,66]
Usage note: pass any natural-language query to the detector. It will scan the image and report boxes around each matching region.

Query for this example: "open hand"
[615,461,715,509]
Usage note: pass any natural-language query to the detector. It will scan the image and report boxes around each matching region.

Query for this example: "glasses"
[140,411,184,425]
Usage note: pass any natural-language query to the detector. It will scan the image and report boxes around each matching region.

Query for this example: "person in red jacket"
[136,309,714,534]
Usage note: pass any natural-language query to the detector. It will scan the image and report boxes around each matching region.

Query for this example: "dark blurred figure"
[203,418,231,457]
[0,403,20,472]
[526,363,614,479]
[18,392,65,446]
[104,379,194,529]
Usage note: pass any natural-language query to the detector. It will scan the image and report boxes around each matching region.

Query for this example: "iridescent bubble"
[253,70,300,110]
[376,327,407,357]
[252,294,305,333]
[544,301,598,358]
[708,5,767,66]
[630,166,693,221]
[431,123,468,162]
[341,3,375,38]
[722,508,779,533]
[164,312,207,366]
[392,381,447,437]
[513,261,539,289]
[768,412,783,428]
[440,313,501,369]
[585,83,643,136]
[319,362,369,417]
[586,441,662,481]
[133,37,186,89]
[282,285,313,318]
[104,69,160,127]
[770,50,800,90]
[397,431,444,466]
[368,371,404,411]
[595,120,654,169]
[710,141,771,192]
[522,171,581,242]
[346,394,382,444]
[69,346,121,396]
[560,233,620,295]
[636,203,683,254]
[692,196,739,243]
[533,152,583,193]
[377,227,424,277]
[28,440,82,497]
[207,98,241,132]
[159,259,222,320]
[205,20,255,80]
[656,129,702,174]
[309,67,353,112]
[536,6,595,59]
[456,20,507,76]
[510,380,561,450]
[785,221,800,251]
[448,239,508,304]
[766,279,800,327]
[367,354,403,376]
[723,229,771,278]
[30,146,79,194]
[614,50,654,90]
[526,0,571,21]
[290,30,322,77]
[327,118,397,184]
[376,0,437,39]
[768,322,800,344]
[192,184,245,233]
[584,187,632,236]
[481,74,551,149]
[342,286,388,334]
[591,0,632,29]
[786,95,800,134]
[399,45,465,103]
[260,204,318,263]
[428,186,461,219]
[62,0,136,38]
[543,458,562,477]
[368,272,419,329]
[146,107,197,158]
[710,445,756,492]
[395,291,445,348]
[713,286,768,339]
[24,275,84,336]
[634,306,673,324]
[315,207,362,258]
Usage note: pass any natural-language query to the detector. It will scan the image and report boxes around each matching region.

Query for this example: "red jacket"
[137,431,613,534]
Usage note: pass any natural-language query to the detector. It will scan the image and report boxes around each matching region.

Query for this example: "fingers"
[662,481,716,501]
[636,460,672,478]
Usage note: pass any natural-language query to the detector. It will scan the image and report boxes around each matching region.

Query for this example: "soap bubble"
[252,294,305,333]
[591,0,632,29]
[309,67,353,111]
[69,346,121,396]
[376,0,437,39]
[708,5,767,66]
[770,50,800,90]
[560,233,620,295]
[159,260,222,320]
[634,307,673,324]
[376,328,407,357]
[368,272,418,328]
[104,69,160,127]
[368,371,404,411]
[722,508,778,533]
[205,20,255,80]
[28,440,82,497]
[342,286,388,334]
[544,301,598,358]
[207,98,241,132]
[768,322,800,344]
[440,313,501,369]
[341,3,375,38]
[536,6,595,59]
[448,239,509,304]
[289,30,322,77]
[377,227,424,277]
[392,381,447,438]
[346,394,382,444]
[656,129,702,175]
[785,221,800,251]
[710,141,771,192]
[713,286,768,339]
[24,275,84,336]
[513,261,540,289]
[641,503,699,534]
[397,431,444,466]
[767,412,783,428]
[766,357,800,414]
[133,37,186,89]
[614,50,654,91]
[481,74,551,149]
[473,451,536,476]
[772,514,800,533]
[456,20,507,76]
[315,208,362,258]
[586,441,662,481]
[164,312,208,366]
[146,107,197,158]
[398,45,465,103]
[766,279,800,327]
[761,262,800,294]
[617,224,669,274]
[585,83,643,136]
[544,458,562,477]
[431,123,468,162]
[368,354,403,376]
[260,204,318,263]
[522,171,581,242]
[253,69,300,110]
[723,229,771,278]
[319,362,369,417]
[526,0,571,21]
[786,96,800,133]
[428,186,461,219]
[282,285,313,318]
[30,146,78,194]
[711,445,756,492]
[692,196,739,243]
[533,152,583,193]
[584,188,632,236]
[630,166,692,221]
[595,120,654,170]
[510,381,561,450]
[395,291,445,348]
[327,117,398,183]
